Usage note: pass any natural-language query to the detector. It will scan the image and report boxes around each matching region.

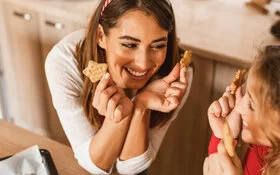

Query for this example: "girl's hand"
[203,141,243,175]
[135,64,188,112]
[208,86,243,138]
[92,73,133,123]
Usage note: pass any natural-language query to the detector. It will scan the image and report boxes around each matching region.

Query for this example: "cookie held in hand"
[83,61,108,83]
[180,50,192,68]
[230,69,247,94]
[223,120,235,157]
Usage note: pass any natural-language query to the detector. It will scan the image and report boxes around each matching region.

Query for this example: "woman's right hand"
[92,73,133,123]
[208,86,243,139]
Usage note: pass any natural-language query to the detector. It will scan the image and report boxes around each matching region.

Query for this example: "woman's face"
[98,10,168,89]
[236,70,271,146]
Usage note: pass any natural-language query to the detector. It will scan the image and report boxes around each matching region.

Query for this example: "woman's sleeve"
[116,67,194,174]
[44,33,113,174]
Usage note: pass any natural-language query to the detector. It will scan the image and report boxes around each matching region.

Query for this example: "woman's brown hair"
[75,0,179,130]
[249,45,280,174]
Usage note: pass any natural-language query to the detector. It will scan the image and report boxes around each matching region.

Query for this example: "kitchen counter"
[0,119,89,175]
[1,0,279,66]
[174,0,279,66]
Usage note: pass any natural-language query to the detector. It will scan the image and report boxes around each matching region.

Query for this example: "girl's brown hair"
[249,45,280,174]
[75,0,179,130]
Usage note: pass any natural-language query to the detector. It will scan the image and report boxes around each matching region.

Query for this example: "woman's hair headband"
[100,0,171,16]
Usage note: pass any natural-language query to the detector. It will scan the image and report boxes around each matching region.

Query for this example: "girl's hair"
[249,45,280,174]
[75,0,179,130]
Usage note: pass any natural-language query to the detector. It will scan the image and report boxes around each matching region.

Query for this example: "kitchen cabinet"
[212,62,242,100]
[0,1,84,143]
[2,2,49,136]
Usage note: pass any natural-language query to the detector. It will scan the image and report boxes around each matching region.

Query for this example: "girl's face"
[237,70,271,146]
[98,9,168,89]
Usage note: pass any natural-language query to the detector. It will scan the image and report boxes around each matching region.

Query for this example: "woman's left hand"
[203,141,243,175]
[135,63,188,112]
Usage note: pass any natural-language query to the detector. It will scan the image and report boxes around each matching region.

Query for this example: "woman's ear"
[97,24,106,49]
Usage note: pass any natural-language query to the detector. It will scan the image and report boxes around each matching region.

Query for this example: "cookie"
[180,50,192,68]
[83,60,108,83]
[223,120,235,157]
[230,69,247,94]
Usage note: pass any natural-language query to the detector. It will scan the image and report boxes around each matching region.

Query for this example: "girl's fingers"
[208,154,223,174]
[106,93,123,120]
[225,85,231,92]
[223,89,235,109]
[209,101,222,117]
[203,157,209,174]
[217,141,237,172]
[180,66,188,83]
[217,141,227,154]
[218,96,230,117]
[235,87,243,102]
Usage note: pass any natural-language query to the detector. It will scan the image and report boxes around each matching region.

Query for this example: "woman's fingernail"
[104,73,110,79]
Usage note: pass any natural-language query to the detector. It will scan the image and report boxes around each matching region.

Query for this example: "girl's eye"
[248,101,255,111]
[121,43,137,49]
[151,44,167,50]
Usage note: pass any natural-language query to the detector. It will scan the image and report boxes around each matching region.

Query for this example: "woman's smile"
[123,66,151,81]
[125,67,148,77]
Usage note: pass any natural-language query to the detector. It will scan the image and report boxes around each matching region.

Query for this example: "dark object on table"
[40,149,59,175]
[0,148,59,175]
[270,20,280,39]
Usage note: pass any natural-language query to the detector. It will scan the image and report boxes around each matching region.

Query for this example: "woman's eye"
[121,43,137,49]
[151,44,167,50]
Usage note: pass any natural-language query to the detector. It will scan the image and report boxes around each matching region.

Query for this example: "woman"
[45,0,193,174]
[203,45,280,175]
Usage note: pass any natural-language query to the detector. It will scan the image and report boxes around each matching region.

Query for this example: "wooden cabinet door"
[212,62,241,101]
[39,13,83,145]
[148,55,215,175]
[2,3,49,136]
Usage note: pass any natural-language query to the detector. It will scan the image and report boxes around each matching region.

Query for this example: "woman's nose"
[134,49,149,69]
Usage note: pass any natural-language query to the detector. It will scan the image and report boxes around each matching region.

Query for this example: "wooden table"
[0,119,89,175]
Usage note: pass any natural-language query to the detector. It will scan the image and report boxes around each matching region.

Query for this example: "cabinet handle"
[13,11,32,21]
[45,20,64,29]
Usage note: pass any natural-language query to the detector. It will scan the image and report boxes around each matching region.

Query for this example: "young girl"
[203,45,280,175]
[45,0,193,174]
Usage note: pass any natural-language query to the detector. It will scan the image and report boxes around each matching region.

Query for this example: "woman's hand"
[208,86,243,139]
[203,141,243,175]
[92,73,133,123]
[135,63,188,112]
